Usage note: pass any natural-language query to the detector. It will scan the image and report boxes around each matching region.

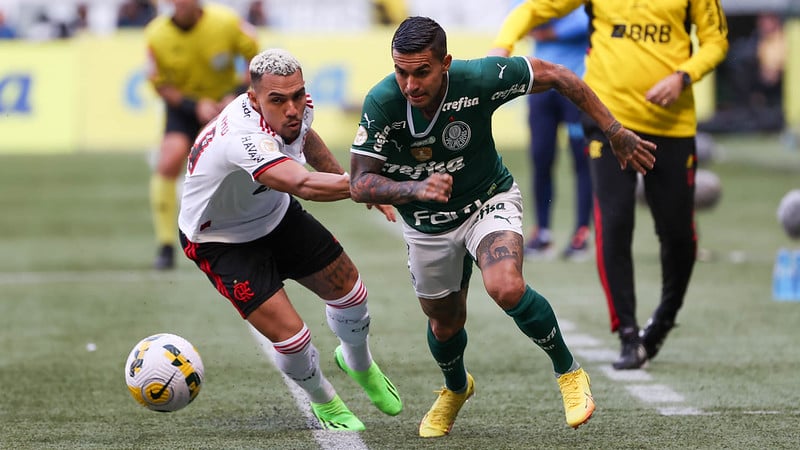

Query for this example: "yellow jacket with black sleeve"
[492,0,728,137]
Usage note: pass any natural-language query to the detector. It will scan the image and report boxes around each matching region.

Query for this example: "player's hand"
[416,173,453,203]
[366,204,396,222]
[196,98,222,124]
[645,73,684,108]
[607,127,657,175]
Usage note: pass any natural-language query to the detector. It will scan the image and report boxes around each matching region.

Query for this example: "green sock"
[427,323,468,392]
[505,286,575,374]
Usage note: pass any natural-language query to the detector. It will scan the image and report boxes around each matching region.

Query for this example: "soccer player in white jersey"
[178,48,402,431]
[349,16,656,437]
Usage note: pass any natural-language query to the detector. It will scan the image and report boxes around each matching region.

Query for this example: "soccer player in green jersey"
[349,16,656,437]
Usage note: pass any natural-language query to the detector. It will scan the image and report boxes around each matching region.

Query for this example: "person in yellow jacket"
[145,0,259,269]
[490,0,728,369]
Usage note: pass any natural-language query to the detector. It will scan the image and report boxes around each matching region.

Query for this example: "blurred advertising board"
[0,27,742,154]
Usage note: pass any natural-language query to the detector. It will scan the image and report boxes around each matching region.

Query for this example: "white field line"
[248,325,369,450]
[560,320,705,416]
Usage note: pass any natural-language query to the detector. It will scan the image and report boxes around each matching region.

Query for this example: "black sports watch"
[676,71,691,90]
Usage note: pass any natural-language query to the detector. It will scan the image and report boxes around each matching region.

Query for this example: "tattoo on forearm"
[603,121,622,139]
[353,173,416,204]
[305,149,343,174]
[557,75,589,110]
[555,67,616,136]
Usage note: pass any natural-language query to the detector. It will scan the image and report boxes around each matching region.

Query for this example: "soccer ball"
[635,170,721,211]
[124,333,204,412]
[777,189,800,239]
[694,169,722,211]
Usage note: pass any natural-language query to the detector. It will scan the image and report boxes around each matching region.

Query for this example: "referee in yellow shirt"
[490,0,728,369]
[145,0,259,269]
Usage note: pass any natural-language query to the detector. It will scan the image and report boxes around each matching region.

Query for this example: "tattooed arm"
[527,57,657,174]
[349,153,453,205]
[303,128,346,174]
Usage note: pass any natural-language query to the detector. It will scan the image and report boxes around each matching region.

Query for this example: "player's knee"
[485,277,526,309]
[429,317,465,341]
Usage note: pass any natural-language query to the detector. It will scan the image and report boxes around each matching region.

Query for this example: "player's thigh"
[465,186,526,306]
[403,224,472,300]
[246,288,305,343]
[180,233,283,319]
[270,199,354,299]
[465,184,524,263]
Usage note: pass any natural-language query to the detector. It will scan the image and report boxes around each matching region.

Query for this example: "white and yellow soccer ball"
[124,333,204,412]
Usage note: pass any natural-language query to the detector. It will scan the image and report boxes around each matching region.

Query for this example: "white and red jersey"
[178,93,314,243]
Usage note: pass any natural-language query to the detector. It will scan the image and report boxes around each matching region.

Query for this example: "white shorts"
[402,183,524,299]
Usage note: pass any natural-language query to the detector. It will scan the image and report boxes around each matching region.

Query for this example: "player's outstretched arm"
[350,154,452,205]
[257,160,350,202]
[527,56,656,174]
[303,129,395,221]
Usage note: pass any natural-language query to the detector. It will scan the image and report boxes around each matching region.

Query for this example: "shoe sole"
[571,412,593,429]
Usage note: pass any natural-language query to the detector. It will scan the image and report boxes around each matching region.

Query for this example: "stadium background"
[0,0,798,154]
[2,3,800,448]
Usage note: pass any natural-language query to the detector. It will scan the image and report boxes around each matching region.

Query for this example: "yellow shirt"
[145,3,259,101]
[493,0,728,137]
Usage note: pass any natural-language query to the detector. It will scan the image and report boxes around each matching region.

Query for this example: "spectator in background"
[145,0,259,270]
[372,0,407,26]
[118,0,157,28]
[246,0,267,27]
[72,3,89,33]
[0,10,17,39]
[491,0,728,370]
[27,11,60,40]
[507,5,592,261]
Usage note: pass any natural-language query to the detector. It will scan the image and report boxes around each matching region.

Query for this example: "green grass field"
[1,133,799,449]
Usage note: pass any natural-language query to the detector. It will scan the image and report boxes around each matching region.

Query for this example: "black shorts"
[180,198,344,318]
[165,104,202,139]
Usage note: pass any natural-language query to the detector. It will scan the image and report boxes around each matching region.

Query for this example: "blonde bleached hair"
[249,48,302,86]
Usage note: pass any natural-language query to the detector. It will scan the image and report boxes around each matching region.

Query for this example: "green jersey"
[351,56,533,233]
